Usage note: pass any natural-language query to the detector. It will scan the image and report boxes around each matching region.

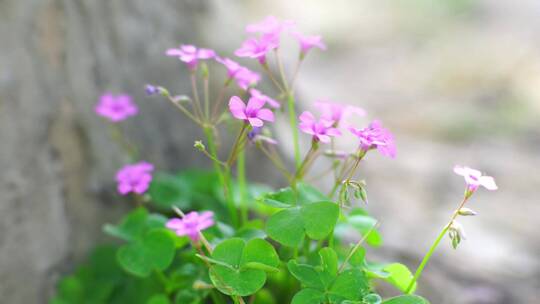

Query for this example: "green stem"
[405,195,470,293]
[287,92,301,170]
[237,148,248,225]
[203,126,238,228]
[405,226,448,294]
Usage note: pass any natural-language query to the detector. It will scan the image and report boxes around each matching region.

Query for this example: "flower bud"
[458,207,477,216]
[193,280,213,290]
[145,84,159,95]
[194,140,206,152]
[157,86,170,97]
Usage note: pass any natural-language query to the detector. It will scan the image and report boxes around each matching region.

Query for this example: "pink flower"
[229,96,274,127]
[291,31,326,54]
[245,15,295,45]
[454,166,497,191]
[314,101,365,125]
[234,67,261,90]
[166,45,216,70]
[95,93,138,122]
[246,16,294,35]
[349,120,396,158]
[250,88,280,109]
[298,111,342,143]
[115,162,155,195]
[215,57,243,78]
[235,37,277,64]
[166,211,214,242]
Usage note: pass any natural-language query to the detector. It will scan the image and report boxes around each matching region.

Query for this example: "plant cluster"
[51,16,497,304]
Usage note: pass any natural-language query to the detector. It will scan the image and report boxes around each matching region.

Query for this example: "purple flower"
[291,31,326,55]
[166,211,214,242]
[250,88,280,109]
[454,166,497,191]
[166,45,216,70]
[247,127,278,145]
[349,120,396,158]
[234,67,261,90]
[229,96,275,127]
[115,162,154,195]
[95,93,138,122]
[145,84,159,96]
[235,37,277,64]
[314,101,365,126]
[298,111,341,143]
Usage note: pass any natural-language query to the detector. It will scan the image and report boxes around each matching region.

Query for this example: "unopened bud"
[171,95,191,104]
[450,221,467,240]
[145,84,159,96]
[194,140,206,151]
[157,86,170,97]
[193,280,213,290]
[458,207,477,216]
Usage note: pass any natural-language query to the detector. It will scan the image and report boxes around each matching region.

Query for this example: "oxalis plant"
[52,16,498,304]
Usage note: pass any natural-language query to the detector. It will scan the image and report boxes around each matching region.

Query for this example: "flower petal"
[229,96,247,119]
[479,176,498,190]
[257,109,275,122]
[248,117,263,127]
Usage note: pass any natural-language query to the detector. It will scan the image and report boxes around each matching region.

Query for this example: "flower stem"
[237,148,248,225]
[203,126,238,228]
[405,195,470,293]
[287,92,301,170]
[190,72,204,120]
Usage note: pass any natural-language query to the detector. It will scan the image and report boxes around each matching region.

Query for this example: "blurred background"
[1,0,539,303]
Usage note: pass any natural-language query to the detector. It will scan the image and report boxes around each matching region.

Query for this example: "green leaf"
[291,288,325,304]
[266,208,304,247]
[329,269,369,301]
[104,208,154,241]
[382,263,416,293]
[296,183,328,203]
[212,238,245,267]
[209,238,279,296]
[382,295,430,304]
[363,293,383,304]
[147,294,171,304]
[287,260,325,290]
[240,238,280,269]
[117,229,176,277]
[266,201,339,247]
[148,173,189,209]
[302,202,339,240]
[318,247,338,287]
[260,187,296,208]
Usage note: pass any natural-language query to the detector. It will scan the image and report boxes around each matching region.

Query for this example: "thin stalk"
[338,222,379,273]
[203,126,238,228]
[204,75,210,119]
[190,72,204,120]
[109,124,138,161]
[287,92,301,170]
[274,49,290,91]
[261,64,286,94]
[237,148,248,225]
[211,79,231,122]
[289,57,304,92]
[227,124,248,167]
[405,195,471,294]
[166,95,201,125]
[258,144,292,181]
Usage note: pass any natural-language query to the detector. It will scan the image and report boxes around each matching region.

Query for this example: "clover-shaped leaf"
[117,229,176,277]
[288,248,370,303]
[266,201,339,247]
[208,238,279,296]
[364,262,416,293]
[104,207,167,242]
[382,295,430,304]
